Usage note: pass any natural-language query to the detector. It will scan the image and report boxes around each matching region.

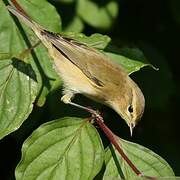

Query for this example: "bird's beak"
[128,122,136,137]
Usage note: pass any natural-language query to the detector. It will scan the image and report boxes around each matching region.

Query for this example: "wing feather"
[42,31,127,87]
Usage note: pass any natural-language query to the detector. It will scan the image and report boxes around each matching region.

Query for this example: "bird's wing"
[43,31,127,87]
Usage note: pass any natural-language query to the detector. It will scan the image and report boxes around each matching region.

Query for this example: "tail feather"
[7,4,52,47]
[7,5,45,37]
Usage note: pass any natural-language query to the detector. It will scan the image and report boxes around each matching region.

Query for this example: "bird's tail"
[7,2,47,44]
[8,5,38,29]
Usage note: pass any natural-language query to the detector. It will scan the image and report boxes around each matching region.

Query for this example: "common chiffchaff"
[7,4,145,135]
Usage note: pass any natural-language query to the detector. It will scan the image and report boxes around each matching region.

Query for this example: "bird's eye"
[128,105,133,113]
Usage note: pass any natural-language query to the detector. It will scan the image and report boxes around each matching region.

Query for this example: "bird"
[7,4,145,135]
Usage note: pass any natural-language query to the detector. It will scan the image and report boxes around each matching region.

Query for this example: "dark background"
[0,0,180,179]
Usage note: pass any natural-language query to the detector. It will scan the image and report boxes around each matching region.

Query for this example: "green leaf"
[0,0,61,139]
[0,1,38,139]
[61,32,111,49]
[104,138,175,179]
[104,47,156,74]
[77,0,119,29]
[105,52,149,74]
[64,16,84,33]
[15,117,104,180]
[0,57,37,140]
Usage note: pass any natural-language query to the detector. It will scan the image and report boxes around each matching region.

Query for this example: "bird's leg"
[61,91,102,122]
[61,91,75,104]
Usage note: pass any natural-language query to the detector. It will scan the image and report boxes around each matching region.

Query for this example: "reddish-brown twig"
[93,114,157,180]
[10,0,29,17]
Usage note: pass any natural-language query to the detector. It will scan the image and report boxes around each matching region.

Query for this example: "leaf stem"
[94,115,157,180]
[10,0,29,17]
[94,115,142,175]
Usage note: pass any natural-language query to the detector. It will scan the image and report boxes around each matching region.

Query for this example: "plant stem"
[94,115,157,180]
[94,115,142,176]
[10,0,29,17]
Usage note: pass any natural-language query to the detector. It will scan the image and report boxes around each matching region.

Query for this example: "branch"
[93,114,157,180]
